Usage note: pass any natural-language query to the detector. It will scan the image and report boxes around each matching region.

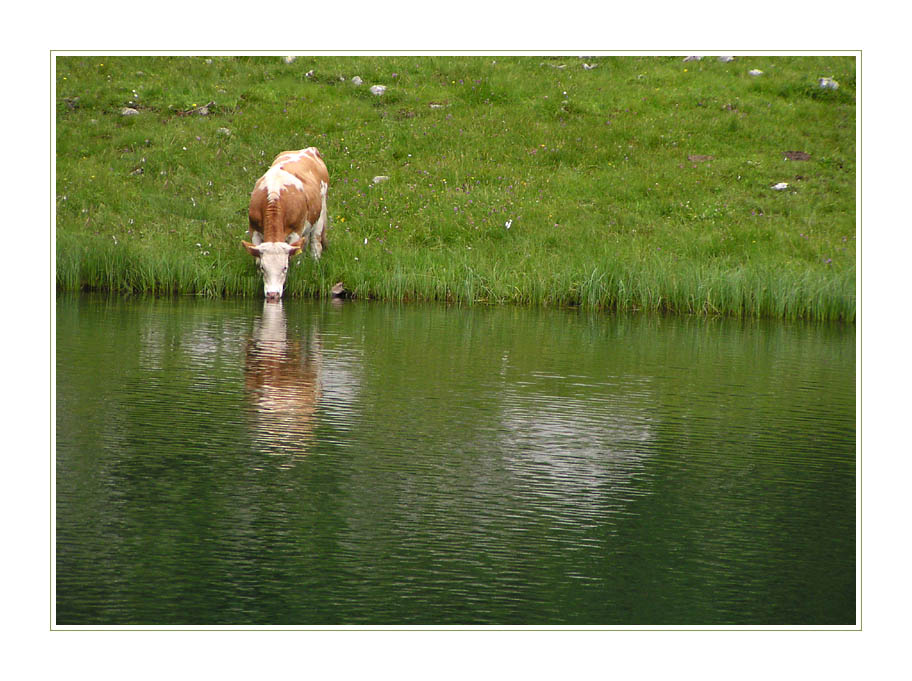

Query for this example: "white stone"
[370,85,386,96]
[772,182,789,191]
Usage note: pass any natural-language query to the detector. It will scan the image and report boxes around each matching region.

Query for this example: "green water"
[55,294,856,625]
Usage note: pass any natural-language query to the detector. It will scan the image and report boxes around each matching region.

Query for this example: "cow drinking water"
[243,148,329,301]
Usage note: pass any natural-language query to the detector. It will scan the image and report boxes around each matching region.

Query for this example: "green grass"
[55,55,856,321]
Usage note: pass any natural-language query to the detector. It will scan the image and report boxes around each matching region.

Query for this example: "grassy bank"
[55,55,856,320]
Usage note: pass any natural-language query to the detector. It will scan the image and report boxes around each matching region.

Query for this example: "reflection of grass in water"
[56,55,855,320]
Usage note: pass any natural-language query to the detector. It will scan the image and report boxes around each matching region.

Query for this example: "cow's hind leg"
[310,181,328,259]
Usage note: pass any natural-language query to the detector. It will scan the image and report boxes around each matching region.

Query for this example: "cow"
[243,147,329,301]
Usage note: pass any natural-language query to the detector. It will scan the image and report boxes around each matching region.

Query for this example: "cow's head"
[243,239,304,301]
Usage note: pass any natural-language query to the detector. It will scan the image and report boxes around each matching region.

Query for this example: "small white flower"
[364,238,368,245]
[505,219,513,229]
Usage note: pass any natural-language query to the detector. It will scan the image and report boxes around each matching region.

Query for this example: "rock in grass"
[772,182,789,191]
[370,85,386,96]
[749,69,764,76]
[372,175,389,184]
[351,76,363,86]
[683,55,702,62]
[121,107,139,116]
[818,77,839,90]
[718,56,735,62]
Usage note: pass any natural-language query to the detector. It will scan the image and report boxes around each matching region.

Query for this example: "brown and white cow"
[243,147,329,301]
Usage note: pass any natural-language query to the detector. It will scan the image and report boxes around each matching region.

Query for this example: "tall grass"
[55,55,856,321]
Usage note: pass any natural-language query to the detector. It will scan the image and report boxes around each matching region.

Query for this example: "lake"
[55,294,856,626]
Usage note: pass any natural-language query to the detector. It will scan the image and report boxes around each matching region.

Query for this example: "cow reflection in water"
[244,301,322,461]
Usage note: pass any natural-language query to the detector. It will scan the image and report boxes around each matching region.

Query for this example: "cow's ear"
[288,239,304,257]
[242,241,261,258]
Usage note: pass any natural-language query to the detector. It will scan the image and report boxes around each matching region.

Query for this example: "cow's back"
[271,148,329,188]
[250,148,329,242]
